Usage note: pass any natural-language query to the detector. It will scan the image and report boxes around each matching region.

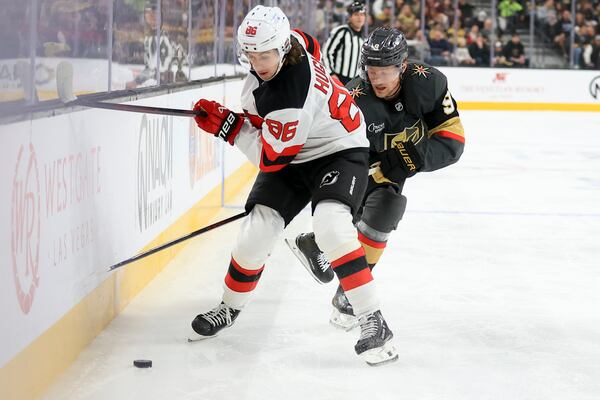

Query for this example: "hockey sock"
[357,231,387,269]
[222,257,264,309]
[330,247,379,316]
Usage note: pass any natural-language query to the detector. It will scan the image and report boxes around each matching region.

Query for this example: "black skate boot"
[329,284,359,331]
[355,310,398,366]
[285,232,334,284]
[188,302,240,341]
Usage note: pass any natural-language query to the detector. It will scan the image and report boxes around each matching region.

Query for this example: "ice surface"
[43,111,600,400]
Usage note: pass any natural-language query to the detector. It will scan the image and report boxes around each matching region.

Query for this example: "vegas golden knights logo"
[384,120,425,149]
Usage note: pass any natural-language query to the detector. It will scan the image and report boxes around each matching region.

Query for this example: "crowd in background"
[314,0,600,69]
[2,0,599,70]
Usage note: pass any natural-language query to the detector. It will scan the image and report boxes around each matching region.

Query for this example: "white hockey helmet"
[237,5,291,78]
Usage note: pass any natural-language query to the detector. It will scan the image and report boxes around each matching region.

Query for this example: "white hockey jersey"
[234,30,369,172]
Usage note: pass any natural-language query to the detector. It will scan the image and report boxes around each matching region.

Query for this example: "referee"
[322,2,367,85]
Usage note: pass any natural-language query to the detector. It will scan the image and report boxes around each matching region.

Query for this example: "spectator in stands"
[503,32,527,67]
[581,0,598,24]
[458,0,475,28]
[574,23,596,68]
[372,1,394,29]
[397,4,418,39]
[492,40,511,66]
[430,7,450,32]
[591,35,600,69]
[466,23,480,44]
[427,28,452,65]
[498,0,523,33]
[412,29,431,61]
[536,0,556,25]
[322,1,366,85]
[480,18,495,41]
[475,10,488,29]
[551,10,573,59]
[545,12,562,46]
[469,34,491,66]
[453,36,476,65]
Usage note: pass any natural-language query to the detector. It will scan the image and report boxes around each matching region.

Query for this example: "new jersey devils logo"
[320,171,340,188]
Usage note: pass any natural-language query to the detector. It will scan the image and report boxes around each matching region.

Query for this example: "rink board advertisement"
[0,78,246,369]
[440,67,600,108]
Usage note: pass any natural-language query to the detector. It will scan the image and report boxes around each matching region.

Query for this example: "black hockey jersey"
[346,61,465,174]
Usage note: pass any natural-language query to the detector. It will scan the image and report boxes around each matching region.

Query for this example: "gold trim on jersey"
[427,116,465,139]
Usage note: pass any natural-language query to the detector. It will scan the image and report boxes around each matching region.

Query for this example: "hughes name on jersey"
[234,31,369,172]
[347,62,465,174]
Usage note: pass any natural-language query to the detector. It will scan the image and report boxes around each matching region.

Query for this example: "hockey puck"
[133,359,152,368]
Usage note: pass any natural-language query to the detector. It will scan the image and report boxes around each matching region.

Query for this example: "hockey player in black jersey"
[288,27,465,330]
[188,6,398,366]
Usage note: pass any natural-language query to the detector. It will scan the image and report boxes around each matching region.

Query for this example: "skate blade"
[284,238,327,285]
[329,309,359,331]
[187,333,217,342]
[360,340,399,367]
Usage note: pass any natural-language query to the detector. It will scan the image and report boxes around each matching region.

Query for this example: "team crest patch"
[320,171,340,187]
[349,86,365,99]
[412,64,431,78]
[384,120,426,148]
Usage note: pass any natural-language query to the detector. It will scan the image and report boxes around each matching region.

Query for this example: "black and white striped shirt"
[321,24,365,84]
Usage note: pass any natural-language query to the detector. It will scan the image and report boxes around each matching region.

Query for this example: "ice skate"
[329,284,359,331]
[285,232,334,284]
[354,310,398,366]
[188,302,240,342]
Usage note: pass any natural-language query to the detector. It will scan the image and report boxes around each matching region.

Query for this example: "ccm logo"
[245,26,257,36]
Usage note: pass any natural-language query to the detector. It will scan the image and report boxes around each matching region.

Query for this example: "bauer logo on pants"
[320,171,340,188]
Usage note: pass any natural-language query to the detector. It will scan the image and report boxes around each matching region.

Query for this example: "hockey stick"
[56,61,207,117]
[107,211,248,272]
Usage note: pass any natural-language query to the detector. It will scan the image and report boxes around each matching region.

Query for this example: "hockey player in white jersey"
[189,5,397,366]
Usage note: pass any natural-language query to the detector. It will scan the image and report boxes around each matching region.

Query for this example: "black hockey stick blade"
[107,211,248,272]
[56,61,207,118]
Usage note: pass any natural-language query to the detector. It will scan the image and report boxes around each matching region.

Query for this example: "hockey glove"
[376,140,423,183]
[193,99,243,145]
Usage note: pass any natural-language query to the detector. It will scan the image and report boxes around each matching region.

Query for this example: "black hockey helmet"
[347,1,366,14]
[359,27,408,81]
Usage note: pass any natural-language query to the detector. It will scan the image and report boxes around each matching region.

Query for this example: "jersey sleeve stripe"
[433,130,466,143]
[429,116,465,143]
[259,151,298,172]
[260,135,304,161]
[292,29,321,60]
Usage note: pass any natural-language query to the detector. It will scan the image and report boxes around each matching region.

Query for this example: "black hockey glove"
[376,141,423,182]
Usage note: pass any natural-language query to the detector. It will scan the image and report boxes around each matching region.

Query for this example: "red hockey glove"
[193,99,243,145]
[376,140,423,182]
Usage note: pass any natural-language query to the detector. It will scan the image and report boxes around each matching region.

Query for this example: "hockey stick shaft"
[56,61,207,117]
[77,98,207,117]
[108,211,248,271]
